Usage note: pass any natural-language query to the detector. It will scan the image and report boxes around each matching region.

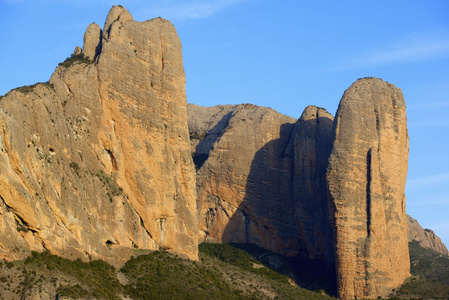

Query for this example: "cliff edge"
[0,6,198,265]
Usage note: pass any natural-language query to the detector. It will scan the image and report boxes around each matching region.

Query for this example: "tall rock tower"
[0,6,198,264]
[326,77,410,299]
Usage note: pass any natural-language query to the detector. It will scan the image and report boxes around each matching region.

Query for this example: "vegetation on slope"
[0,244,337,300]
[3,241,446,299]
[392,241,449,299]
[58,53,93,68]
[122,243,336,299]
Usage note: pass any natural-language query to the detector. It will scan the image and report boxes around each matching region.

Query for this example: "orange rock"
[326,77,410,299]
[0,6,197,265]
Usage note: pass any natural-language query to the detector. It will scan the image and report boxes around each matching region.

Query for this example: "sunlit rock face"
[326,77,410,299]
[0,5,198,265]
[407,215,448,255]
[188,103,299,255]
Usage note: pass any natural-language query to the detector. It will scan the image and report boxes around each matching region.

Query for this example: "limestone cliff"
[0,6,198,265]
[326,77,410,299]
[188,103,299,256]
[407,214,448,255]
[289,106,334,262]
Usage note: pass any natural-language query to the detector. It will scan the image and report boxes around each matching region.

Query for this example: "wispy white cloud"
[324,33,449,71]
[407,172,449,189]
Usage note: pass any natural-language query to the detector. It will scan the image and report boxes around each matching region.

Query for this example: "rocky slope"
[0,5,197,265]
[407,215,448,255]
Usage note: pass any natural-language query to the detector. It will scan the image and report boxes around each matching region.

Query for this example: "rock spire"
[0,5,198,265]
[326,77,410,299]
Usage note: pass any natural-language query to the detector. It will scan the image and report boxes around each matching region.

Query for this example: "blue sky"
[1,0,448,247]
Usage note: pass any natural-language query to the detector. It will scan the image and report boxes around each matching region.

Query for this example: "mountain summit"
[0,5,197,265]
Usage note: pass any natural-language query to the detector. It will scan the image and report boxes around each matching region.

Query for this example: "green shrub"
[96,170,123,197]
[58,53,93,68]
[24,251,121,299]
[69,162,80,175]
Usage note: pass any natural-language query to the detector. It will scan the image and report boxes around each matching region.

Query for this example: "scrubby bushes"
[121,250,243,300]
[24,251,121,299]
[58,53,93,68]
[393,241,449,299]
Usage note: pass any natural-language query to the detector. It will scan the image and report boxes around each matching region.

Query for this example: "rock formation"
[289,106,334,263]
[189,103,299,256]
[0,5,421,298]
[407,214,448,255]
[0,6,197,265]
[326,77,410,299]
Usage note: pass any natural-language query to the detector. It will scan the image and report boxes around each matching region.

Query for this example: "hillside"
[393,241,449,299]
[1,242,448,299]
[0,243,336,300]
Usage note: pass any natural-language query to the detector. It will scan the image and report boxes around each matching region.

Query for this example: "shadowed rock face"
[0,6,198,265]
[290,106,334,262]
[189,104,336,262]
[407,215,448,255]
[326,77,410,299]
[189,103,298,255]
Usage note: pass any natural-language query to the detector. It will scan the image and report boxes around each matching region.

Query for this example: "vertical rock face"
[189,104,299,256]
[82,23,102,60]
[290,106,334,262]
[0,5,197,264]
[189,103,336,262]
[326,77,410,299]
[407,215,448,255]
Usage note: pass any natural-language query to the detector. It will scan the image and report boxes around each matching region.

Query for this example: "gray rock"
[82,23,102,60]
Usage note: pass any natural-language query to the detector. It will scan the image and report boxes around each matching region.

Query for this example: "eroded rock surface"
[189,103,337,263]
[0,5,197,265]
[289,106,334,262]
[407,215,448,255]
[326,77,410,299]
[189,103,299,255]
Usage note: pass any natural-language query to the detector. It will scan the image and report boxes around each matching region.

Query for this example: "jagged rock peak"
[0,5,197,265]
[300,105,332,120]
[104,5,133,34]
[327,77,409,299]
[83,23,102,60]
[407,215,448,255]
[73,46,82,55]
